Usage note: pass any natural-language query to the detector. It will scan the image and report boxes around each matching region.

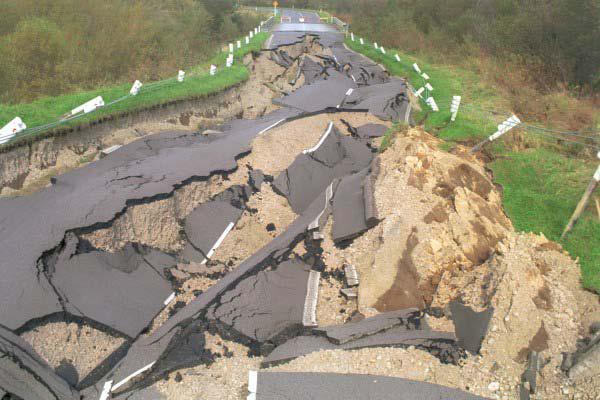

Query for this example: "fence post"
[561,162,600,239]
[471,115,521,153]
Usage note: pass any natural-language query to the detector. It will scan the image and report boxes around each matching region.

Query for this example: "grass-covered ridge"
[346,37,600,293]
[0,32,268,148]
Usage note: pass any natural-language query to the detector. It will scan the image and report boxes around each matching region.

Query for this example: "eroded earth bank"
[0,31,598,400]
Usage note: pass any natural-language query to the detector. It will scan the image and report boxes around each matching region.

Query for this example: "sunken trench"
[1,31,598,400]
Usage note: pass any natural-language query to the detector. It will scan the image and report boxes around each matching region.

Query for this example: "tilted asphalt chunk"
[0,105,299,334]
[249,372,489,400]
[449,300,494,354]
[87,189,334,396]
[205,259,313,342]
[262,325,457,367]
[331,44,390,86]
[181,200,244,264]
[0,325,79,400]
[301,57,329,85]
[313,308,422,345]
[272,124,373,214]
[272,70,357,113]
[355,123,389,139]
[46,233,175,338]
[331,159,380,243]
[342,78,411,122]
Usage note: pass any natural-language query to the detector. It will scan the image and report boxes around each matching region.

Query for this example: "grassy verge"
[0,32,269,148]
[346,38,600,293]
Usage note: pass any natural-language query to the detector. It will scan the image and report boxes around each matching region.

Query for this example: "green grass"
[346,37,600,293]
[0,32,269,148]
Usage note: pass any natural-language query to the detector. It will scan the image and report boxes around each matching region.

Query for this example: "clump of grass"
[379,122,408,153]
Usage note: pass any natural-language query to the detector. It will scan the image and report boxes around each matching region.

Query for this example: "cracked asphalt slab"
[87,188,336,396]
[249,372,489,400]
[0,106,300,335]
[0,23,426,398]
[272,123,374,214]
[0,326,79,400]
[261,310,459,367]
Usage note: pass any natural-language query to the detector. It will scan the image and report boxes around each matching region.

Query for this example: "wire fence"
[346,34,600,152]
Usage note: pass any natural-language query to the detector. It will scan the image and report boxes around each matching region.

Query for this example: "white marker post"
[245,36,250,45]
[374,42,378,49]
[226,54,233,68]
[177,70,185,82]
[350,32,355,41]
[237,40,241,49]
[413,63,422,74]
[71,96,105,116]
[0,117,26,144]
[229,43,234,53]
[414,87,425,98]
[421,73,430,80]
[395,54,401,62]
[254,28,258,34]
[249,31,254,39]
[450,96,462,121]
[380,47,386,54]
[426,96,439,112]
[425,83,433,92]
[471,114,521,152]
[210,65,217,76]
[130,80,142,96]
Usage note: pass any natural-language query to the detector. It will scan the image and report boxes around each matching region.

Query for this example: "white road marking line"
[99,381,113,400]
[308,183,334,231]
[302,270,321,327]
[111,362,156,392]
[248,370,258,393]
[204,222,235,262]
[163,292,176,306]
[258,119,285,135]
[303,122,333,154]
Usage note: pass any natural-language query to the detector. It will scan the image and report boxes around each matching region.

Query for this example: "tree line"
[0,0,260,104]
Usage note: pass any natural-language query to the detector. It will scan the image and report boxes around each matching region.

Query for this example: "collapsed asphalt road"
[9,13,576,398]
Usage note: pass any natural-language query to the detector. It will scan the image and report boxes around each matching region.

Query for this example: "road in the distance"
[272,8,337,32]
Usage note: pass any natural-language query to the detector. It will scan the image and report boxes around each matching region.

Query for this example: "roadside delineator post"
[374,42,378,49]
[395,54,401,62]
[210,65,217,76]
[425,83,433,92]
[350,32,355,41]
[130,80,143,96]
[561,153,600,239]
[177,70,185,82]
[229,43,234,53]
[0,117,27,144]
[360,38,364,45]
[421,73,430,80]
[245,36,250,45]
[471,114,521,153]
[450,96,462,121]
[237,40,241,49]
[380,47,386,54]
[71,96,105,116]
[413,63,422,74]
[426,97,439,112]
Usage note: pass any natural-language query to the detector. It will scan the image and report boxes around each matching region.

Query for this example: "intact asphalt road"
[271,9,337,33]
